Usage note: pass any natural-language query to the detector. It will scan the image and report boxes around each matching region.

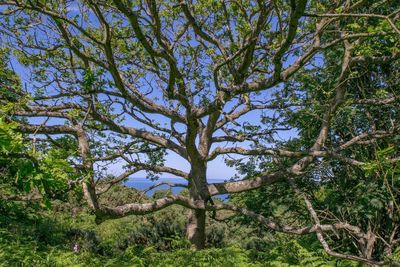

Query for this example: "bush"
[139,246,262,267]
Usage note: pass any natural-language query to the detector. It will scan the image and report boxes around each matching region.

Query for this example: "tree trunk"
[186,208,206,249]
[362,227,376,266]
[186,165,208,249]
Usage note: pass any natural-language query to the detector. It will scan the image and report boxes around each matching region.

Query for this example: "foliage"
[231,36,400,262]
[0,118,78,205]
[0,188,359,267]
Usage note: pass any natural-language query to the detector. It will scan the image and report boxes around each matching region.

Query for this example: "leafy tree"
[232,19,400,263]
[0,1,399,264]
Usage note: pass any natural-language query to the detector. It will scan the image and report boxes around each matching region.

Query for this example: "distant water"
[124,177,229,200]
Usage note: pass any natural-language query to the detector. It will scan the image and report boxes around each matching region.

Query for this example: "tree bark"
[186,164,208,249]
[76,126,100,211]
[186,208,206,249]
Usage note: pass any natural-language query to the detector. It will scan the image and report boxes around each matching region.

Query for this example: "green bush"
[137,246,262,267]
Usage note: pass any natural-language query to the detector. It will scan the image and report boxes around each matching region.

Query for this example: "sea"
[124,177,229,200]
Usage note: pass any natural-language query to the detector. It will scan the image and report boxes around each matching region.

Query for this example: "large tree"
[1,0,400,263]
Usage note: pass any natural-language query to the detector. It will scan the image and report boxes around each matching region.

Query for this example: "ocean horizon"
[124,177,229,200]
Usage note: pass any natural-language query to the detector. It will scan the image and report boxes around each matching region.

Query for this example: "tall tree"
[0,0,399,263]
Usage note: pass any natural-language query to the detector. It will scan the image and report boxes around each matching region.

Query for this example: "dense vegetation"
[1,0,400,266]
[0,185,372,267]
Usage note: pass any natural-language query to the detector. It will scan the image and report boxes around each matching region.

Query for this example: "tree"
[0,0,399,264]
[232,43,400,263]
